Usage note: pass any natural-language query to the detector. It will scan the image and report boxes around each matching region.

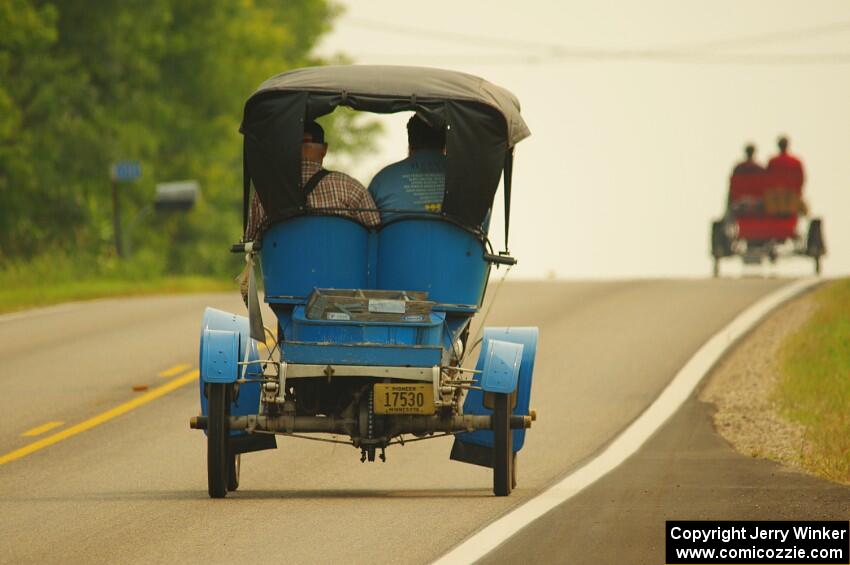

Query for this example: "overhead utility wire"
[344,17,850,64]
[346,16,850,53]
[345,17,574,54]
[650,19,850,52]
[343,51,850,65]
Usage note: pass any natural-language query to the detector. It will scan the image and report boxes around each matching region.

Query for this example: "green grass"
[0,251,233,315]
[776,278,850,484]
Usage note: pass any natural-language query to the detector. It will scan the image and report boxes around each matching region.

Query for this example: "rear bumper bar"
[190,413,532,435]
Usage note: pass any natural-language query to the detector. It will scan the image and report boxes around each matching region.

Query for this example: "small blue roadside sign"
[110,160,142,182]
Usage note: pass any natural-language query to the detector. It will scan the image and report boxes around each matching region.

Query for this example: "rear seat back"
[737,217,797,240]
[261,216,489,310]
[376,218,489,310]
[261,216,369,302]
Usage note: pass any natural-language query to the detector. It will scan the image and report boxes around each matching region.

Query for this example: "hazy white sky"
[316,1,850,279]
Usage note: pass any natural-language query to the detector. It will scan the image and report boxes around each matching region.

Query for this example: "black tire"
[207,384,229,498]
[711,221,730,255]
[227,453,241,492]
[493,393,513,497]
[511,452,517,490]
[806,219,825,260]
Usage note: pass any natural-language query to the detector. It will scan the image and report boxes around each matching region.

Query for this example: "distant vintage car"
[190,66,539,498]
[710,166,825,276]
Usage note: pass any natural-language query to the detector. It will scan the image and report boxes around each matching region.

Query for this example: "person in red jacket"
[766,136,805,189]
[766,136,807,215]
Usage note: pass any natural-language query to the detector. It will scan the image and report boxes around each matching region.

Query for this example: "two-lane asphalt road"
[0,279,792,564]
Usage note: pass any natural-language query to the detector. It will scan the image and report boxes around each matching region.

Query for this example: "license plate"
[373,383,434,415]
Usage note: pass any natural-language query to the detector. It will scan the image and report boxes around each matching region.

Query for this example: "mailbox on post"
[154,180,199,211]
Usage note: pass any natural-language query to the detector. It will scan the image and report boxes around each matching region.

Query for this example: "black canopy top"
[240,65,530,232]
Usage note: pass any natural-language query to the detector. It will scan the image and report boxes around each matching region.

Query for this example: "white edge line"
[433,277,822,565]
[0,302,84,324]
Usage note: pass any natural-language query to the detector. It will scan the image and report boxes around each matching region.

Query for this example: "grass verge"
[0,277,233,315]
[0,252,234,315]
[776,278,850,484]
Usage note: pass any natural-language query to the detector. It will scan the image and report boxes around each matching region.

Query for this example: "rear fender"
[479,339,524,394]
[201,329,239,384]
[451,327,538,465]
[198,307,273,453]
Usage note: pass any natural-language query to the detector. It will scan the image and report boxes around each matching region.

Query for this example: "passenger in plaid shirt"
[245,122,380,241]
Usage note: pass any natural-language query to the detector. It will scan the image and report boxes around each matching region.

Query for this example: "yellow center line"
[0,369,199,466]
[158,363,192,378]
[21,421,64,437]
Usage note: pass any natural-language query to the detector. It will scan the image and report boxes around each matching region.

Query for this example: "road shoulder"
[482,375,850,565]
[700,290,814,477]
[481,283,850,565]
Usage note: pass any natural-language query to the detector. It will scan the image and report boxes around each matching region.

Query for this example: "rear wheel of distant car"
[806,219,825,275]
[711,221,729,278]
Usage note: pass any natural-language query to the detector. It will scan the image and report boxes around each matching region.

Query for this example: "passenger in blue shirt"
[368,115,446,223]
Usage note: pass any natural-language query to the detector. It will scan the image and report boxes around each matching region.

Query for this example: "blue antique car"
[191,65,538,498]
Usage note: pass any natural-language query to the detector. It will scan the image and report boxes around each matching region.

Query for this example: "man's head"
[744,144,755,159]
[302,121,327,163]
[407,114,446,154]
[777,136,789,153]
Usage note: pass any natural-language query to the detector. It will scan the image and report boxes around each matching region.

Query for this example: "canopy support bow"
[503,149,514,254]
